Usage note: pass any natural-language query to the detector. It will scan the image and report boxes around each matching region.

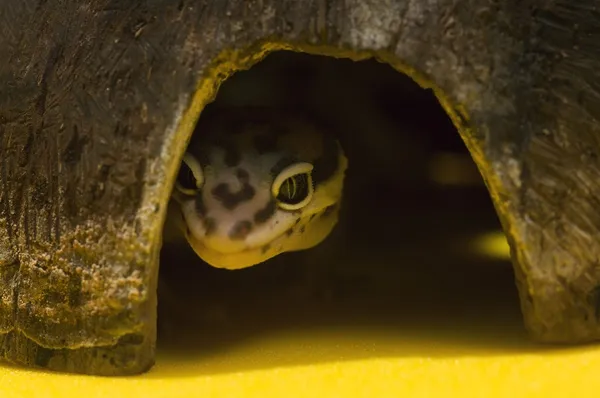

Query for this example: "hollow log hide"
[0,0,599,375]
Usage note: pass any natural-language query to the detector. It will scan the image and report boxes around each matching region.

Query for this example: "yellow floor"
[2,327,600,397]
[2,231,600,397]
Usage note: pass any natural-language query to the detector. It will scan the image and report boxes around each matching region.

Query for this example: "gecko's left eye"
[272,162,314,210]
[175,153,204,196]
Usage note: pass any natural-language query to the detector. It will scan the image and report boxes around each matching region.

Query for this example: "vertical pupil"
[282,178,297,199]
[277,174,310,205]
[178,163,197,190]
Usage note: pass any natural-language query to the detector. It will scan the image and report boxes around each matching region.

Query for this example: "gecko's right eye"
[272,162,314,211]
[176,153,204,196]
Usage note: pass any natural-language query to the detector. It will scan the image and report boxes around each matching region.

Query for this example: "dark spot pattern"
[254,200,277,224]
[236,168,250,182]
[195,195,207,216]
[203,217,217,235]
[212,182,256,210]
[300,226,306,234]
[309,214,317,221]
[261,244,271,254]
[312,136,340,186]
[320,204,338,219]
[286,228,294,237]
[229,220,253,240]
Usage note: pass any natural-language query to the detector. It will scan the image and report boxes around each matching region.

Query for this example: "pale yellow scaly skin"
[167,106,348,270]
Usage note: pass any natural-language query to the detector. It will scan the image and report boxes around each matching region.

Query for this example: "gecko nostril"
[228,220,253,240]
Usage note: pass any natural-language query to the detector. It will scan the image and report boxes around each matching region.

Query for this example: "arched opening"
[158,51,527,373]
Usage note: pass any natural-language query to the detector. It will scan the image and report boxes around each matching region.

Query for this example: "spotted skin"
[211,180,256,210]
[254,200,277,224]
[169,106,348,270]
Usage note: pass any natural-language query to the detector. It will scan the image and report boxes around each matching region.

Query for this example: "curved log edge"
[1,0,599,375]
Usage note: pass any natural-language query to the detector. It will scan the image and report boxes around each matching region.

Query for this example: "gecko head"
[171,107,348,269]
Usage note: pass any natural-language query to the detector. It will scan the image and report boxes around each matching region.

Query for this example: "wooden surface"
[0,0,599,375]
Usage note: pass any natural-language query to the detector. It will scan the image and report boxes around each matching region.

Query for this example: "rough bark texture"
[0,0,599,375]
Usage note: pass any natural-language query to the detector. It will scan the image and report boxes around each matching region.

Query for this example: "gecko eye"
[175,153,204,196]
[272,162,314,210]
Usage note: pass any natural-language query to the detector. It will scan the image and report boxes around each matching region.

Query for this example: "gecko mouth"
[183,224,295,270]
[184,233,284,270]
[180,199,343,269]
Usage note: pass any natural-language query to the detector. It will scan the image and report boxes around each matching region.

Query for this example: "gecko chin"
[183,210,340,270]
[181,215,300,269]
[186,225,284,270]
[184,232,283,270]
